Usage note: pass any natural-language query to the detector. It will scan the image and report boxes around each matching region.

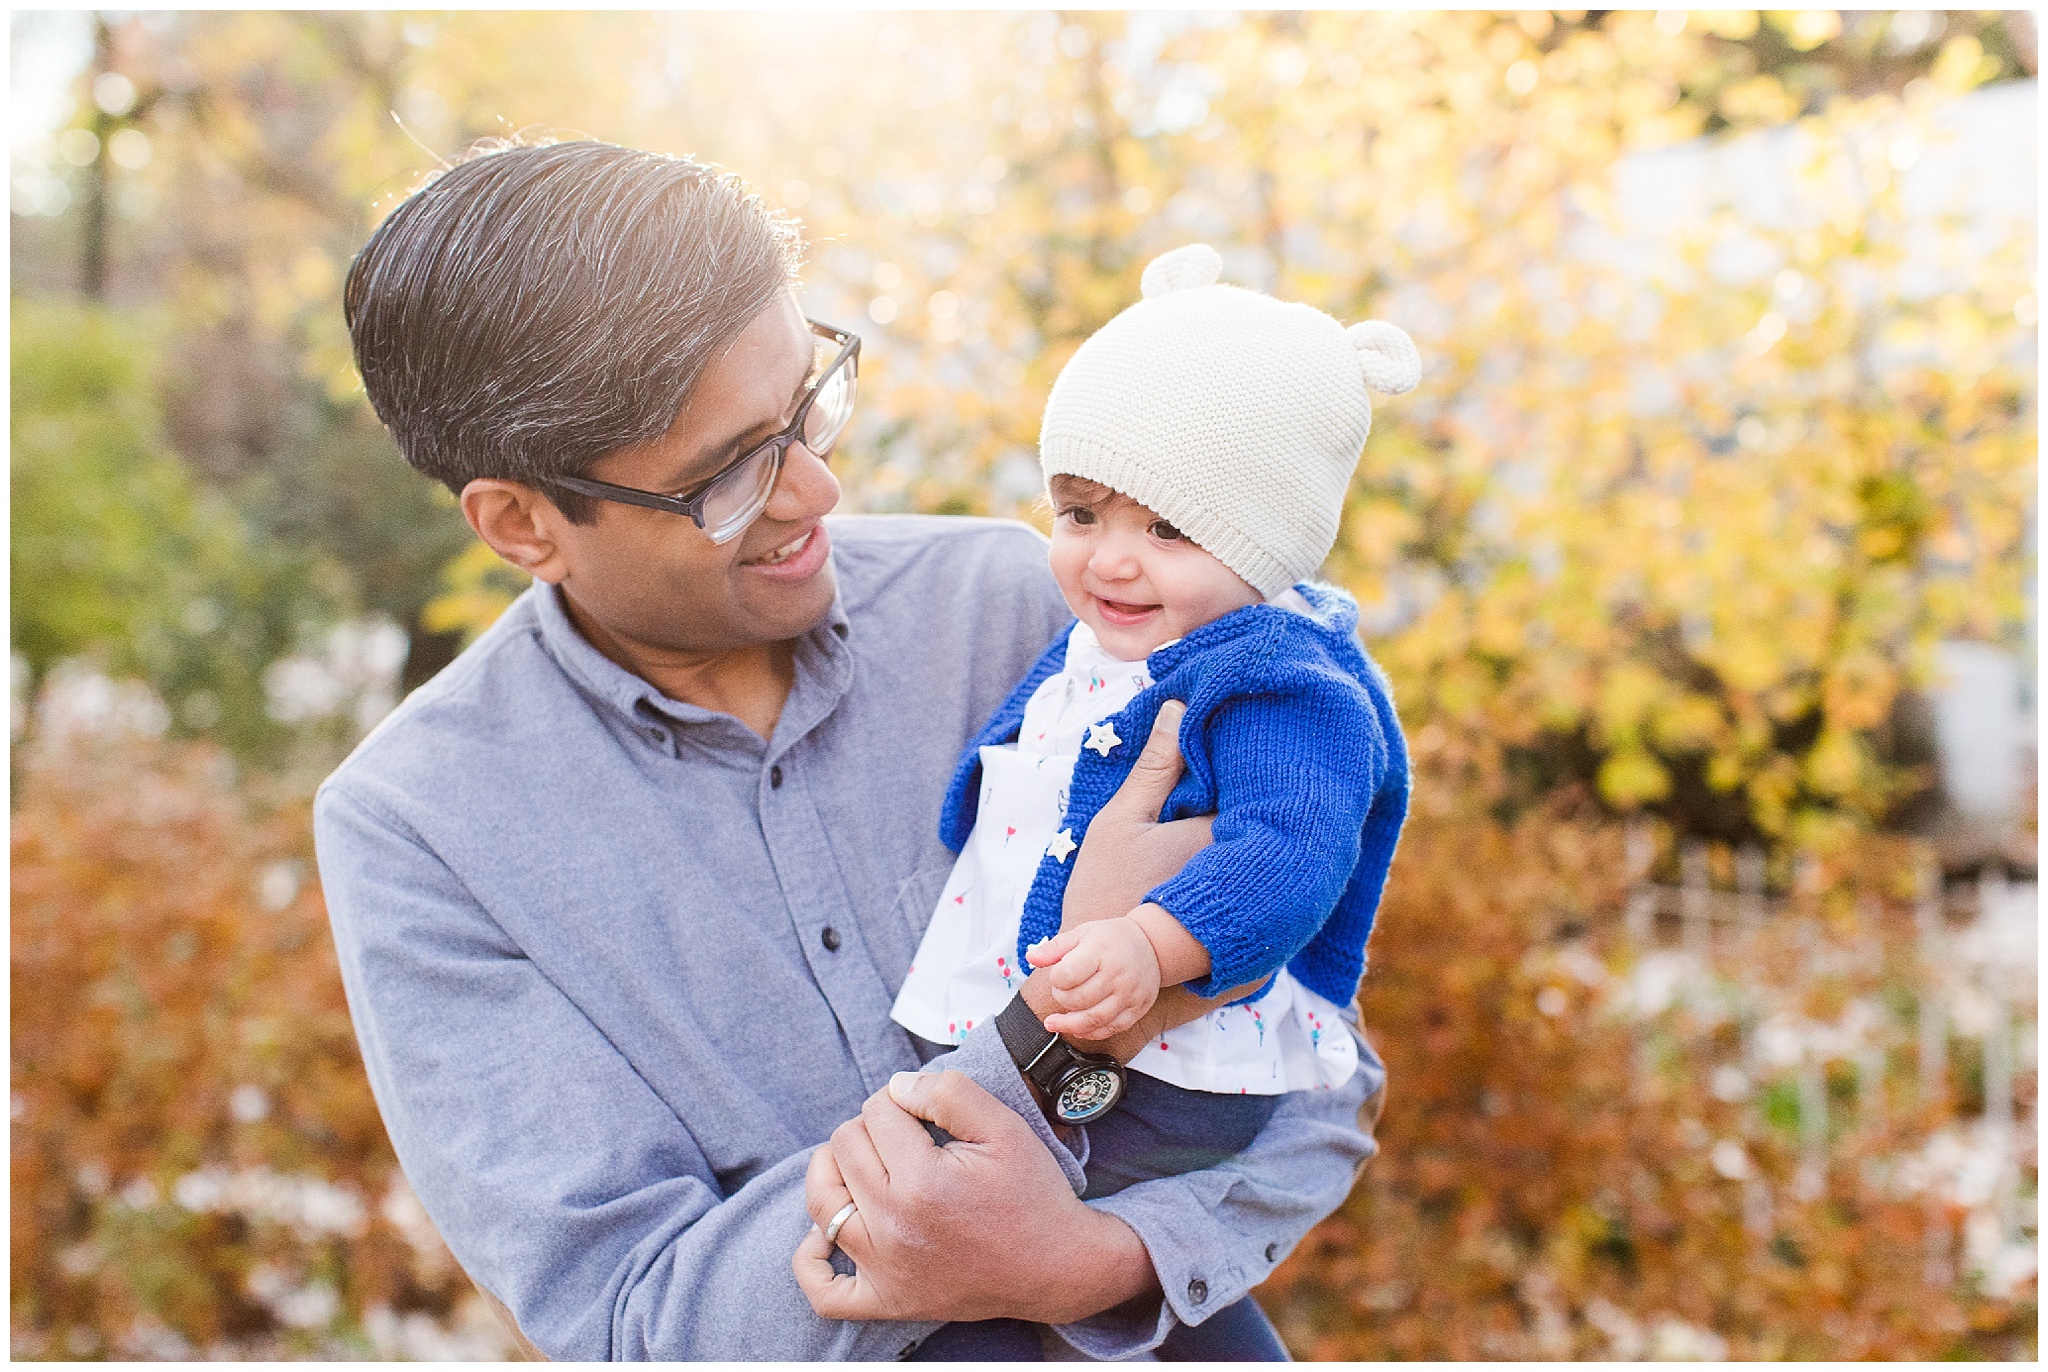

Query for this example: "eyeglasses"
[550,320,860,544]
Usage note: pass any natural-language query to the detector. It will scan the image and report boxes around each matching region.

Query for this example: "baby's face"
[1046,475,1261,660]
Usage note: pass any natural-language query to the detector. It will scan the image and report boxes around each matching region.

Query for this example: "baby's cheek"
[1157,547,1261,633]
[1046,531,1086,594]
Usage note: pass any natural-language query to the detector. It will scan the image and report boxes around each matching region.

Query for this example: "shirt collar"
[531,580,855,753]
[1064,617,1152,674]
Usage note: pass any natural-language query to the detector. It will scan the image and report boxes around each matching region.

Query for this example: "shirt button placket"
[760,752,887,1090]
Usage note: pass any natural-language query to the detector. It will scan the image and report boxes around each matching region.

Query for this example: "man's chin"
[736,538,840,638]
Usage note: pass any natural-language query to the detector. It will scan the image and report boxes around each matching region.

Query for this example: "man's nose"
[763,441,841,522]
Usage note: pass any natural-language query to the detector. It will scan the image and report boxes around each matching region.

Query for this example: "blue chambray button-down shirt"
[313,514,1383,1361]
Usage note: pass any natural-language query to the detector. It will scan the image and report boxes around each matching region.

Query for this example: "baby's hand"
[1025,917,1161,1040]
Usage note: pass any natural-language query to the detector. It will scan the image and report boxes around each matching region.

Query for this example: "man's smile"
[741,521,830,579]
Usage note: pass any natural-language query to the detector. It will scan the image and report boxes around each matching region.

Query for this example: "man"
[317,138,1384,1360]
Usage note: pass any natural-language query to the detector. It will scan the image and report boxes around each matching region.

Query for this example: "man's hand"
[1061,700,1213,929]
[1037,700,1258,1062]
[792,1071,1156,1324]
[792,703,1244,1325]
[1026,919,1160,1039]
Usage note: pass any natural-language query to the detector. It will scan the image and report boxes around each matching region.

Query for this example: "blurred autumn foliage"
[1260,811,2035,1359]
[9,720,508,1360]
[10,7,2036,1361]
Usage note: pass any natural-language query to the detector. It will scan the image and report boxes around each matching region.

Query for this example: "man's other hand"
[1062,699,1212,929]
[1042,699,1259,1060]
[792,1070,1154,1324]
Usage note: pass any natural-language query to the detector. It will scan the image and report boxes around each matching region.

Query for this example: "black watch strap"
[994,990,1060,1087]
[993,990,1128,1125]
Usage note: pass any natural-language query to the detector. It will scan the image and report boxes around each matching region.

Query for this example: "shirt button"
[1265,1243,1279,1263]
[821,926,841,952]
[1187,1278,1208,1305]
[770,765,784,789]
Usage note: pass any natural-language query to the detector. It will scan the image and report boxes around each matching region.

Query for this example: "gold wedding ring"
[823,1200,859,1250]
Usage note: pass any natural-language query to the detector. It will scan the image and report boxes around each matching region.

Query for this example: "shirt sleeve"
[916,1026,1092,1191]
[1053,1018,1386,1359]
[317,740,1350,1364]
[1148,681,1387,996]
[315,782,957,1362]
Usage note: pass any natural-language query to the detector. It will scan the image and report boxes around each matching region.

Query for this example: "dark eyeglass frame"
[548,320,860,539]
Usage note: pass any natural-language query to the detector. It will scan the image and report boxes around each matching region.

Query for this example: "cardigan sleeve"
[1142,673,1388,997]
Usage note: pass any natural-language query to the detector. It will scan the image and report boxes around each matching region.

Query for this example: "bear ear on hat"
[1140,243,1224,299]
[1346,320,1421,396]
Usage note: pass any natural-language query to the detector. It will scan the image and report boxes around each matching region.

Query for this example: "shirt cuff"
[1048,1174,1250,1360]
[921,1021,1090,1195]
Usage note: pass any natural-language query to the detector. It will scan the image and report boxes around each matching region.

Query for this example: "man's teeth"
[754,529,811,565]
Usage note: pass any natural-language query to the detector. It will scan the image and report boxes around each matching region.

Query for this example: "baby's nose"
[1090,543,1141,578]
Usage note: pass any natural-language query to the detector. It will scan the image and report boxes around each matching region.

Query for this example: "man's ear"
[460,478,574,585]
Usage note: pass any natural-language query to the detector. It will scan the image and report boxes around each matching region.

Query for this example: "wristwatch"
[994,990,1126,1125]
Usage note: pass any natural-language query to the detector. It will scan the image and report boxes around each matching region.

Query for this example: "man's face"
[545,293,843,657]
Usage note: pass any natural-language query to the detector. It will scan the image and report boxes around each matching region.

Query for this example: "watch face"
[1053,1066,1123,1124]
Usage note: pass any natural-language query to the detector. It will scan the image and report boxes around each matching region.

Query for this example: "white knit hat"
[1039,244,1419,599]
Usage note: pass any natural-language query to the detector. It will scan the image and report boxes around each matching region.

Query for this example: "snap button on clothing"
[1265,1243,1279,1262]
[1187,1278,1208,1305]
[821,926,842,952]
[770,765,784,789]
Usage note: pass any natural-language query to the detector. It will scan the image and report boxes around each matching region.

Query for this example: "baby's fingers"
[1047,972,1103,1012]
[1046,946,1101,992]
[1045,997,1143,1039]
[1058,974,1155,1036]
[1092,999,1150,1038]
[1026,932,1078,969]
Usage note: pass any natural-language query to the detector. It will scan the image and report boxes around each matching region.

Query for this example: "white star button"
[1084,721,1122,756]
[1046,829,1077,863]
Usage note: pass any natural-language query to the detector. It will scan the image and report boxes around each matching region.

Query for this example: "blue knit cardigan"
[938,582,1409,1008]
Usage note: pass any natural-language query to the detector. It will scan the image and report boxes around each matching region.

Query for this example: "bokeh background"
[10,8,2037,1361]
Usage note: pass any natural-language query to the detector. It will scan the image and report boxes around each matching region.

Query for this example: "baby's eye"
[1149,519,1184,542]
[1059,505,1097,526]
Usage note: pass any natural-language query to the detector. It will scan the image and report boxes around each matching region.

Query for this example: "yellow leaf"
[1598,748,1671,806]
[1650,693,1725,752]
[1802,728,1863,797]
[420,541,530,644]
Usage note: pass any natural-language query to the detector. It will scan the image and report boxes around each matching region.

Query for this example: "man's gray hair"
[343,138,803,521]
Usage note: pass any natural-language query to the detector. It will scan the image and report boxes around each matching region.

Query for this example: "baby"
[891,244,1415,1353]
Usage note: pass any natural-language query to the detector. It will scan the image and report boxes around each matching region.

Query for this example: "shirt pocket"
[875,859,956,994]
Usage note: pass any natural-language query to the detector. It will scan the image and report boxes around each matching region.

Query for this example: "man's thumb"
[1099,699,1188,821]
[887,1069,1003,1144]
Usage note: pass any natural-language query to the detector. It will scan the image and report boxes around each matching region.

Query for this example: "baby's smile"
[1046,474,1261,661]
[1088,594,1162,628]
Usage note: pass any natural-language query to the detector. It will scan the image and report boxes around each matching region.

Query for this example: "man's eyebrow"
[661,369,814,493]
